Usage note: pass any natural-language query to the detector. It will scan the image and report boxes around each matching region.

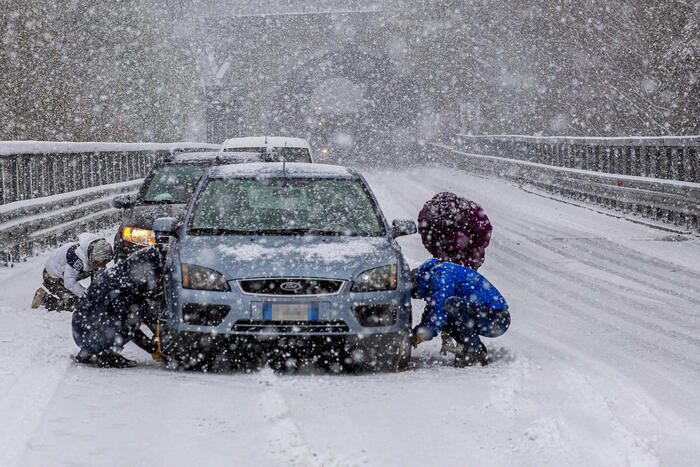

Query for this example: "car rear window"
[143,166,205,203]
[223,147,311,162]
[189,178,385,236]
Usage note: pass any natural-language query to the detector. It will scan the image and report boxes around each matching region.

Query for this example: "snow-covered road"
[1,167,699,466]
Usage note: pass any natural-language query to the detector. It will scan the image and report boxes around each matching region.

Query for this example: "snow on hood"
[218,238,379,263]
[177,236,396,280]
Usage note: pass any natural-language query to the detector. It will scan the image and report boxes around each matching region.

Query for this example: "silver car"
[154,163,416,371]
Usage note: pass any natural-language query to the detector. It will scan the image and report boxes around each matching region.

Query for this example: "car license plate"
[263,303,318,321]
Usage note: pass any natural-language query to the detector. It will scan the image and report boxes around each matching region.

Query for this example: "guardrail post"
[0,158,5,204]
[99,152,106,186]
[119,151,126,182]
[688,146,698,183]
[651,146,661,178]
[670,148,680,180]
[621,147,629,175]
[660,147,669,179]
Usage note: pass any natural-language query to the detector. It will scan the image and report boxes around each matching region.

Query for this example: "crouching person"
[32,233,113,311]
[72,247,164,368]
[411,258,510,366]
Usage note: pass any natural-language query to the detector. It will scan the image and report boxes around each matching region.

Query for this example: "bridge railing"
[430,135,699,231]
[455,134,699,183]
[1,141,218,264]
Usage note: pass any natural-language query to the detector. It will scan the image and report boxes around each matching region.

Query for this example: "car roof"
[162,151,264,164]
[208,162,357,179]
[220,136,311,150]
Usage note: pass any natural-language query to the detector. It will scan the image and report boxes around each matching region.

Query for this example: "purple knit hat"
[417,192,492,270]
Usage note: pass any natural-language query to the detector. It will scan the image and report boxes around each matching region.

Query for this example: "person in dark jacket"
[72,247,164,367]
[412,192,508,366]
[417,192,492,270]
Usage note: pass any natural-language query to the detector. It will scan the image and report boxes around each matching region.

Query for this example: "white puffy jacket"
[45,233,102,297]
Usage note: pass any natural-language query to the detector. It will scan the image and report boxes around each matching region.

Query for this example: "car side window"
[144,166,205,203]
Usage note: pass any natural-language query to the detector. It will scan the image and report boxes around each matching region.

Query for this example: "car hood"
[126,204,187,229]
[176,235,398,280]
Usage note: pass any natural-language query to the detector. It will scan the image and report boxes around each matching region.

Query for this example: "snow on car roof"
[220,136,310,149]
[168,151,263,163]
[209,162,356,178]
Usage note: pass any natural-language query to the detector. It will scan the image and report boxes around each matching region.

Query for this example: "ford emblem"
[280,281,302,291]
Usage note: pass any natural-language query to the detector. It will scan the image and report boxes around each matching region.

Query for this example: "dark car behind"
[112,151,264,260]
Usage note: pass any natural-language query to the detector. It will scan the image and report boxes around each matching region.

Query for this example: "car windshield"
[223,147,311,162]
[189,178,385,236]
[143,165,205,203]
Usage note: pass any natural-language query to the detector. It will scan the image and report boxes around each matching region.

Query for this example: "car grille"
[231,320,350,333]
[237,278,344,296]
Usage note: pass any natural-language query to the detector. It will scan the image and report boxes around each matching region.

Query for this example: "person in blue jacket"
[411,258,510,366]
[72,247,164,367]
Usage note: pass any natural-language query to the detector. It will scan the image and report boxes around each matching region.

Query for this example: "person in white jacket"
[31,233,113,311]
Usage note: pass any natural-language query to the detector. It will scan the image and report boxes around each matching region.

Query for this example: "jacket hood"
[176,235,397,280]
[121,247,164,294]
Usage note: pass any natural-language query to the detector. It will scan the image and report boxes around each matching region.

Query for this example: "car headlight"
[351,265,397,292]
[122,226,155,246]
[181,264,230,291]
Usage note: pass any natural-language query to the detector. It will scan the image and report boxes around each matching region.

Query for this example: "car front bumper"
[163,282,412,339]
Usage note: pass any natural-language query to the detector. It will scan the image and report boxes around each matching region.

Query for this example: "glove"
[151,349,163,362]
[411,325,434,347]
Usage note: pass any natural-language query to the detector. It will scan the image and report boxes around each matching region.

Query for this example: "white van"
[220,136,313,163]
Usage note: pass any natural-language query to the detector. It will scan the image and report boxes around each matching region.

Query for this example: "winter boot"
[95,351,137,368]
[454,343,488,367]
[74,350,136,368]
[31,288,47,308]
[74,349,98,364]
[440,335,464,355]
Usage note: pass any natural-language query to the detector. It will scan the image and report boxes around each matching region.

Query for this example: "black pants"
[42,269,79,311]
[441,297,510,352]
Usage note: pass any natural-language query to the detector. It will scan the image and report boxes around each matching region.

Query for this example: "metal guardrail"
[430,142,700,232]
[0,141,219,205]
[454,134,699,183]
[0,141,218,264]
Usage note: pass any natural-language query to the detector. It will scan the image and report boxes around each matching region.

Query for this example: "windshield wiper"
[187,228,379,236]
[188,228,245,235]
[299,229,344,236]
[143,199,182,205]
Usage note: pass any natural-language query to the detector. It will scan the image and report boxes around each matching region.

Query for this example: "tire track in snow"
[494,225,700,332]
[503,212,700,284]
[255,369,365,467]
[503,216,700,303]
[492,238,700,351]
[489,245,700,370]
[492,254,700,418]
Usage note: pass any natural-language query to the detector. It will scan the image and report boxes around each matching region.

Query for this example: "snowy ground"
[1,167,699,466]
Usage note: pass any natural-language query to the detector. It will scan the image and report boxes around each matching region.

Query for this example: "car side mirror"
[153,217,179,244]
[112,194,134,209]
[391,219,417,238]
